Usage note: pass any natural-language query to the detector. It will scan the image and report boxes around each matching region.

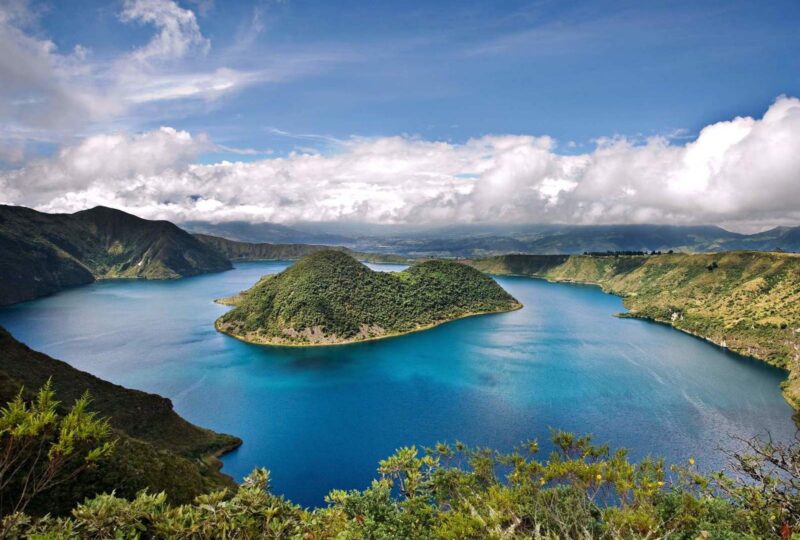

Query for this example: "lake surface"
[0,261,795,507]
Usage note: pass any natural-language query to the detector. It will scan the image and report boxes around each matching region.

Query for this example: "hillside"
[216,250,521,346]
[0,205,232,305]
[0,326,241,514]
[194,233,408,264]
[469,251,800,407]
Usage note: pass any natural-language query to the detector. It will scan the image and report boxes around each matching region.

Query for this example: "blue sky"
[29,0,800,157]
[1,0,799,229]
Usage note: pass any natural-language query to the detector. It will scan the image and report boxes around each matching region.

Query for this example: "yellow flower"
[539,478,546,486]
[657,481,664,487]
[688,458,695,465]
[595,474,603,482]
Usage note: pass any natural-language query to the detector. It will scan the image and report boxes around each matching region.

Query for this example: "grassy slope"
[217,250,521,345]
[194,233,409,264]
[0,326,241,514]
[470,251,800,407]
[0,205,232,305]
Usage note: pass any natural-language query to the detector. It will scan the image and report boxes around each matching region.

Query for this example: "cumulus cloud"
[2,96,800,230]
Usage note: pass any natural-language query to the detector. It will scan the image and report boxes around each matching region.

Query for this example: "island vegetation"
[469,251,800,408]
[1,381,798,538]
[216,250,521,346]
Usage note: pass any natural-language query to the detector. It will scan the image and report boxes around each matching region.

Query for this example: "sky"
[0,0,799,231]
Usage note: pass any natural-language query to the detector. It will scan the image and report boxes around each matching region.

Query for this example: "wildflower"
[688,458,695,465]
[657,481,664,487]
[595,474,603,482]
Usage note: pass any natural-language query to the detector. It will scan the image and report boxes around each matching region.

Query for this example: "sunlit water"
[0,261,795,507]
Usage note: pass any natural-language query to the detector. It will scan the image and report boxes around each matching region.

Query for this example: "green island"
[469,251,800,409]
[215,250,522,346]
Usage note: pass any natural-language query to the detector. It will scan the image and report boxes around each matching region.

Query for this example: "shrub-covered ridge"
[216,250,521,346]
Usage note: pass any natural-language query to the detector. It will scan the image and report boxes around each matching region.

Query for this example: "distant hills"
[0,326,240,514]
[182,221,800,257]
[193,233,407,264]
[216,250,520,346]
[0,205,232,305]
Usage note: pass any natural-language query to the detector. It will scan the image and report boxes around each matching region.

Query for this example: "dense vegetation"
[3,389,799,539]
[194,233,408,264]
[217,250,521,345]
[469,251,800,408]
[0,205,232,305]
[0,327,240,514]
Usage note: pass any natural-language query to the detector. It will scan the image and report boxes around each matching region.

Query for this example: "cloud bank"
[2,96,799,231]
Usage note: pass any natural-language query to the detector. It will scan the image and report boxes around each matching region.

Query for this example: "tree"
[0,380,115,520]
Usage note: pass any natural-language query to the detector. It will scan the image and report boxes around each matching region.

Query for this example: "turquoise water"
[0,261,795,507]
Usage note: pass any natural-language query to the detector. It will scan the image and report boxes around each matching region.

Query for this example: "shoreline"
[489,271,798,410]
[214,302,523,348]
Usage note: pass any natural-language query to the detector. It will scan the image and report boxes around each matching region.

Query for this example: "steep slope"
[216,250,520,346]
[0,205,232,305]
[0,326,241,514]
[470,251,800,407]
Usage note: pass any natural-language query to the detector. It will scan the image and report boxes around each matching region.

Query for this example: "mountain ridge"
[0,205,232,305]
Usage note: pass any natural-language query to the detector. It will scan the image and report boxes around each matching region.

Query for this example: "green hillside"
[469,251,800,408]
[0,327,240,514]
[0,205,232,306]
[216,250,521,346]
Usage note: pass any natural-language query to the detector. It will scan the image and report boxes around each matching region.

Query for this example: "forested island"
[216,250,521,346]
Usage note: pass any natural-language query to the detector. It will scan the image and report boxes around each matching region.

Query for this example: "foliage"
[5,427,800,539]
[0,327,241,515]
[217,250,521,345]
[0,381,114,516]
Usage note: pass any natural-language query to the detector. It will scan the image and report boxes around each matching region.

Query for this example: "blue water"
[0,261,795,507]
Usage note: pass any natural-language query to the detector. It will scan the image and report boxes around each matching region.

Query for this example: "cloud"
[0,0,281,159]
[3,96,800,231]
[120,0,210,62]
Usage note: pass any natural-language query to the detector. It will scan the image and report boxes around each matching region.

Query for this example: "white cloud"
[3,96,800,231]
[0,0,276,158]
[120,0,210,62]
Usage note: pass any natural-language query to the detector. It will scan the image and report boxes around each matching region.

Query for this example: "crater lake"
[0,261,795,507]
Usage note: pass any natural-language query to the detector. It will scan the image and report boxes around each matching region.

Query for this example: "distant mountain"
[182,220,350,245]
[186,220,800,257]
[0,326,240,514]
[216,250,520,346]
[194,233,408,264]
[0,205,232,305]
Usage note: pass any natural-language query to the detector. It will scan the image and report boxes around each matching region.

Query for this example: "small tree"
[0,380,115,519]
